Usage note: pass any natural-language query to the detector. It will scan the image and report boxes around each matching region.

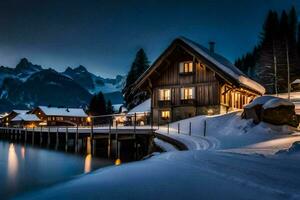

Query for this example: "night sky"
[0,0,298,78]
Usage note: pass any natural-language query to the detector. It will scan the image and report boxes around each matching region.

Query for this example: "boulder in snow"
[242,96,299,127]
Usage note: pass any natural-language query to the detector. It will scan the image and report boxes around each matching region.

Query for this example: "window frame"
[161,110,170,120]
[181,87,195,100]
[179,61,193,74]
[159,89,171,101]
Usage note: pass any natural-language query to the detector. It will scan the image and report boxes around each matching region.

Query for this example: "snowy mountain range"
[0,58,125,112]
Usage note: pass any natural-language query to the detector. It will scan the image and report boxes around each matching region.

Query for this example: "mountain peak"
[74,65,88,73]
[15,58,42,73]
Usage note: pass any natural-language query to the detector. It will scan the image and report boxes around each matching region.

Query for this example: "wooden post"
[90,118,94,155]
[25,127,27,143]
[65,126,68,152]
[116,133,119,159]
[75,124,79,153]
[47,127,50,147]
[167,123,169,134]
[204,120,206,137]
[178,123,180,134]
[32,127,35,145]
[189,122,192,136]
[134,113,137,131]
[56,127,59,150]
[108,121,111,158]
[40,126,43,145]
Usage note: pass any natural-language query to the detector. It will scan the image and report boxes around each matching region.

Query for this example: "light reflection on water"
[84,154,92,173]
[0,141,113,199]
[7,144,18,184]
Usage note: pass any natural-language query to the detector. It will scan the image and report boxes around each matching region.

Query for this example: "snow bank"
[153,138,178,152]
[157,111,293,151]
[16,150,300,200]
[276,141,300,155]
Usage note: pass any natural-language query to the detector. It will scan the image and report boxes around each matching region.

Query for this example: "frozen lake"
[0,141,113,199]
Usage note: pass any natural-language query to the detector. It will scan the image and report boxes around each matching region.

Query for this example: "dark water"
[0,141,113,199]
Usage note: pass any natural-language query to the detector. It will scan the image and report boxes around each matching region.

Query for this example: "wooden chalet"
[1,110,30,127]
[130,37,265,124]
[31,106,88,126]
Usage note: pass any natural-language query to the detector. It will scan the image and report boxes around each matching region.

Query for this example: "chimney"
[209,41,215,53]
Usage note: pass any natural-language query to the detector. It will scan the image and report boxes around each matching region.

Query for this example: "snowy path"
[16,151,300,200]
[155,130,219,151]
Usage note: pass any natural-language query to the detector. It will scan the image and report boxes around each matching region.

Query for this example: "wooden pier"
[0,126,155,159]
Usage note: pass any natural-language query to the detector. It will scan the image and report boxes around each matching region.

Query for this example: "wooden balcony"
[180,99,196,106]
[179,71,194,76]
[158,100,171,108]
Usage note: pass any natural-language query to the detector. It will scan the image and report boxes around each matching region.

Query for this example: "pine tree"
[235,7,300,94]
[123,48,150,109]
[106,100,114,114]
[88,92,106,116]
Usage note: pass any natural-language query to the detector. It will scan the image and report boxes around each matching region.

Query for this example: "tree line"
[87,49,150,117]
[88,91,114,116]
[235,6,300,94]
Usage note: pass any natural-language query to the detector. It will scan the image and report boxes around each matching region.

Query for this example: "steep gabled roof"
[12,110,30,114]
[38,106,87,117]
[11,114,40,122]
[127,99,151,115]
[133,37,265,94]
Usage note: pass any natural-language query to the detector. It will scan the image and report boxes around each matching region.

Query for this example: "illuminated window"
[161,111,170,120]
[181,87,195,99]
[159,89,171,100]
[179,61,193,73]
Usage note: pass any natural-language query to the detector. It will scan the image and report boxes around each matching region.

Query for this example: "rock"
[261,105,298,127]
[242,96,299,127]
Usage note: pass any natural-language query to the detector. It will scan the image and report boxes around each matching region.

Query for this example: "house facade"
[31,106,88,126]
[129,37,265,124]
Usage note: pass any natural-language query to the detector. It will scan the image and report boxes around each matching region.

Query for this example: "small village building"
[129,37,265,124]
[112,104,128,126]
[11,113,41,128]
[31,106,88,126]
[1,110,30,127]
[126,98,151,126]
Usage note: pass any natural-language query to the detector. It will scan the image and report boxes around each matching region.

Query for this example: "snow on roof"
[292,79,300,84]
[179,37,265,94]
[12,110,29,114]
[244,95,294,109]
[38,106,87,117]
[11,113,40,122]
[244,96,276,109]
[127,99,151,115]
[263,98,294,109]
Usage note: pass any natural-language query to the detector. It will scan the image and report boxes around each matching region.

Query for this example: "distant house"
[126,98,151,125]
[112,104,128,114]
[1,110,30,127]
[11,113,41,128]
[31,106,88,126]
[129,37,265,124]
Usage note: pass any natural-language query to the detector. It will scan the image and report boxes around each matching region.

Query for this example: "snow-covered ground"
[14,110,300,200]
[16,150,300,200]
[156,111,295,155]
